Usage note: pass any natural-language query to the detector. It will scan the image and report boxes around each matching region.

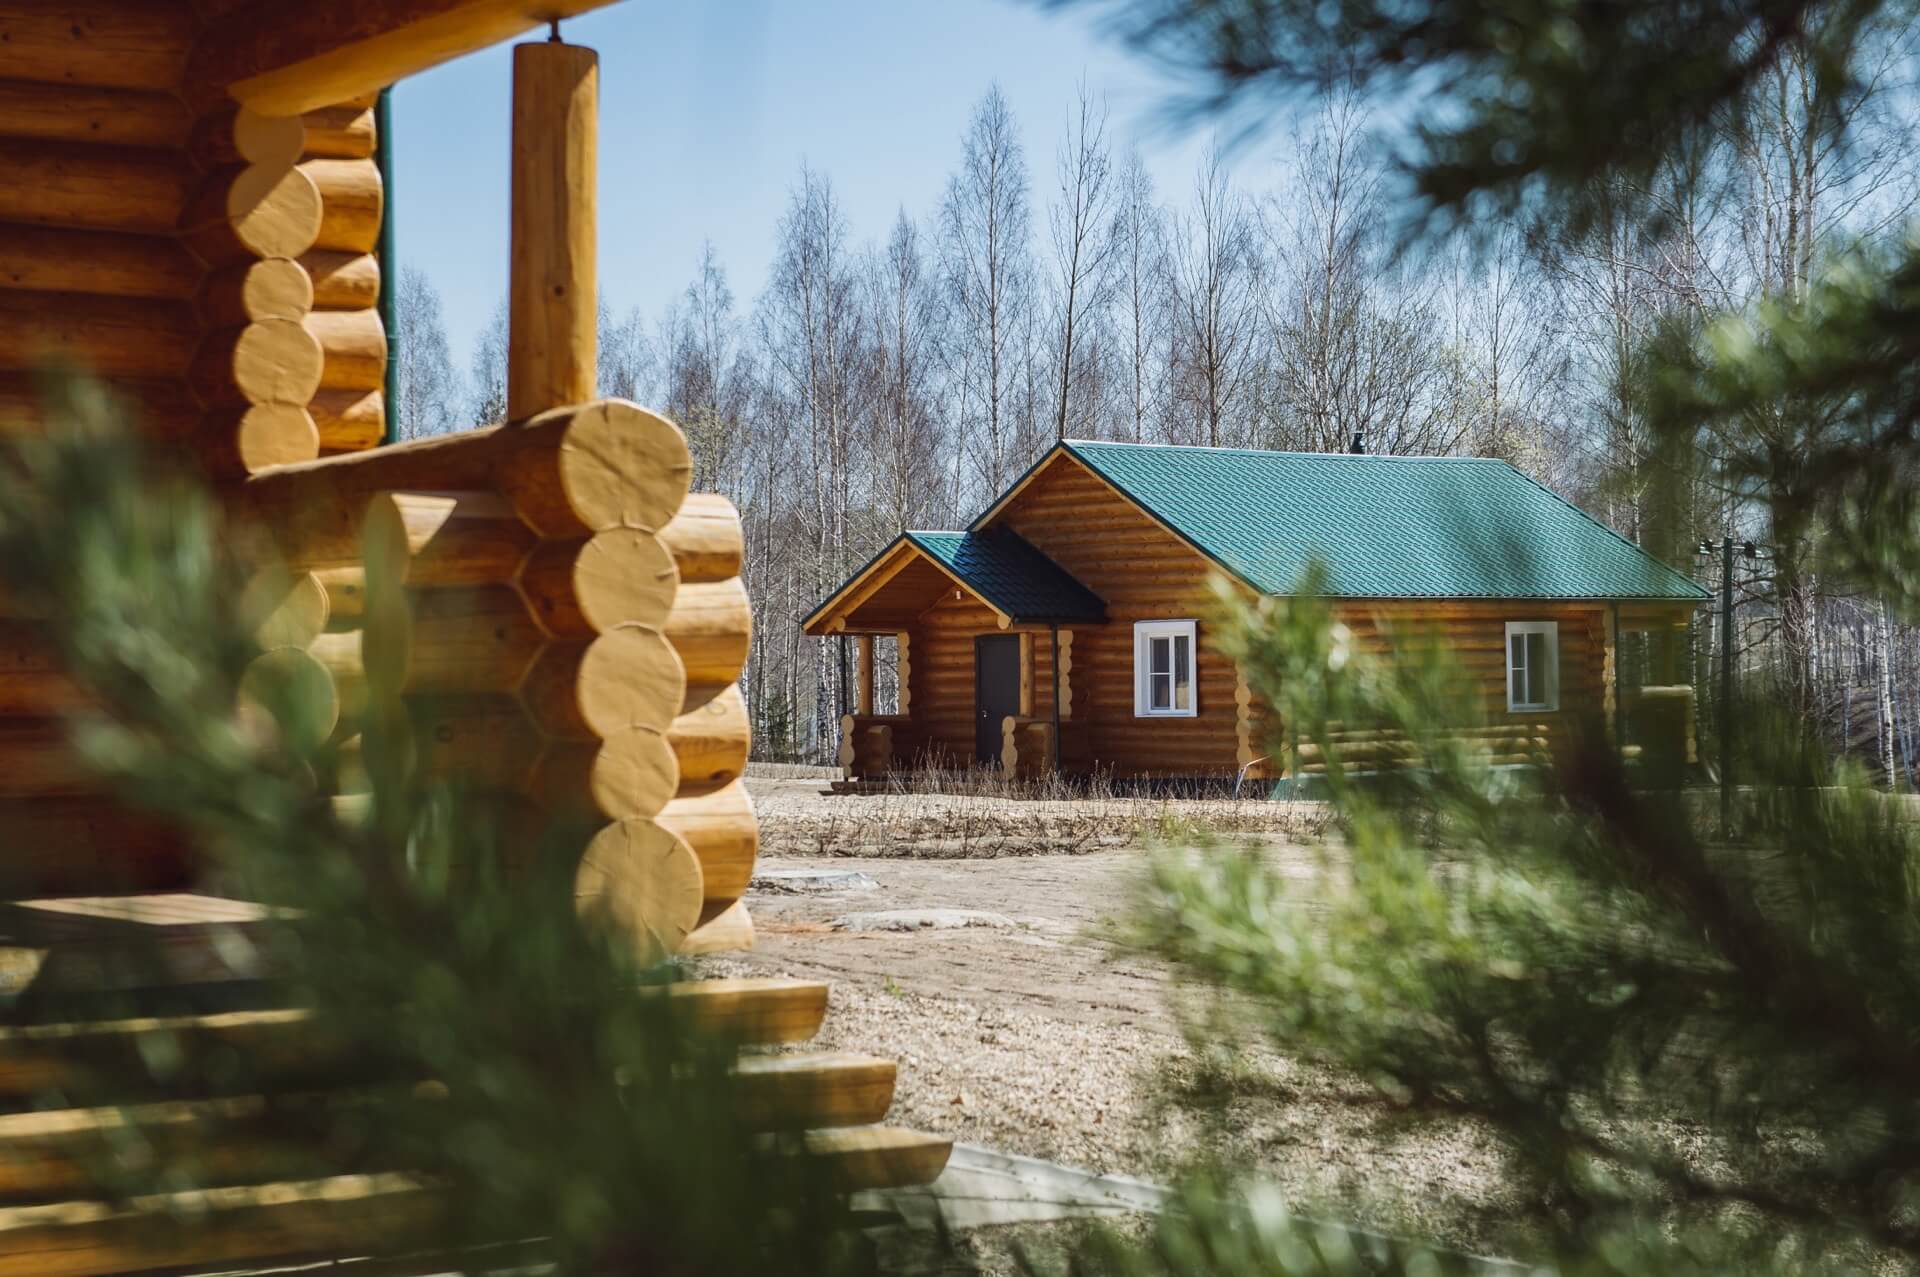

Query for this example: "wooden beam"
[192,0,627,117]
[856,634,874,716]
[801,1126,953,1192]
[508,39,597,419]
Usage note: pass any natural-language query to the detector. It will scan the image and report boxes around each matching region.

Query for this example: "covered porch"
[802,530,1107,779]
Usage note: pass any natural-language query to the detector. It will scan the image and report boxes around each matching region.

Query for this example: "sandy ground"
[694,777,1532,1263]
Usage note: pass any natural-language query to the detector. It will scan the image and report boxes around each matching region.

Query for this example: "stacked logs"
[300,95,388,454]
[239,399,758,956]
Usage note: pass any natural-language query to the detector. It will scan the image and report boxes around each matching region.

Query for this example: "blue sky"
[389,0,1257,366]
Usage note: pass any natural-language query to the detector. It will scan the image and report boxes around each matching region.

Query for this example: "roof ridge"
[1063,439,1505,462]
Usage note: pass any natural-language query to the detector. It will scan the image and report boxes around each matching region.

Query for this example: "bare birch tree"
[1167,146,1259,447]
[1048,82,1117,441]
[941,85,1032,499]
[393,266,460,440]
[1110,152,1169,442]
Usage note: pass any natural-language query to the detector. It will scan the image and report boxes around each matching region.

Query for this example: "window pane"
[1173,636,1191,709]
[1151,636,1170,677]
[1526,633,1545,703]
[1151,671,1170,710]
[1510,634,1527,704]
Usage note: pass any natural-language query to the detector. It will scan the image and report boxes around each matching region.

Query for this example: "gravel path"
[699,780,1536,1258]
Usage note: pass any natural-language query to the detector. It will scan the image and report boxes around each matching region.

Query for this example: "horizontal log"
[0,797,198,895]
[0,1171,440,1277]
[0,140,190,234]
[0,718,90,794]
[189,319,325,406]
[575,817,703,959]
[665,577,752,689]
[0,373,198,442]
[303,102,375,158]
[300,157,381,254]
[656,778,757,917]
[802,1126,954,1192]
[659,492,744,583]
[0,2,194,93]
[312,566,364,629]
[0,77,189,149]
[0,290,196,379]
[520,627,685,740]
[401,585,544,695]
[732,1052,895,1130]
[519,529,677,638]
[192,0,627,116]
[235,644,340,754]
[0,225,199,302]
[186,106,307,171]
[179,163,322,266]
[679,898,753,955]
[200,402,321,475]
[253,571,330,649]
[311,387,383,452]
[533,725,678,823]
[199,256,313,328]
[408,694,542,790]
[669,683,750,796]
[306,305,386,391]
[240,399,694,553]
[300,250,378,310]
[364,490,532,588]
[655,975,824,1042]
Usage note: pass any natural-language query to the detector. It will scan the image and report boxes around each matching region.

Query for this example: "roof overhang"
[801,535,1013,636]
[803,529,1108,636]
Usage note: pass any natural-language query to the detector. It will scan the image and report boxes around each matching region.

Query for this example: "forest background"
[389,25,1920,773]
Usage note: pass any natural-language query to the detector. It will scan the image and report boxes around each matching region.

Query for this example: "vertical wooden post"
[856,634,874,716]
[509,39,597,421]
[1048,624,1061,774]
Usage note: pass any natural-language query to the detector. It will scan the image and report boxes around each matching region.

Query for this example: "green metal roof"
[906,530,1107,623]
[984,441,1709,601]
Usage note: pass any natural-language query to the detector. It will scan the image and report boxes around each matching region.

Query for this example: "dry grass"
[751,767,1330,860]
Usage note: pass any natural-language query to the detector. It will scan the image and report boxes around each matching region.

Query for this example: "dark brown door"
[974,635,1022,765]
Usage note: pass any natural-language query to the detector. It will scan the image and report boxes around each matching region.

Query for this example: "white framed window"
[1505,621,1559,712]
[1134,620,1197,717]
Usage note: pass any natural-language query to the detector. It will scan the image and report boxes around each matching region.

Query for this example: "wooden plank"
[732,1053,896,1130]
[800,1125,953,1191]
[191,0,628,117]
[0,1172,437,1277]
[661,978,826,1045]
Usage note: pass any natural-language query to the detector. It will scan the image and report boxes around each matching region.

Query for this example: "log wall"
[996,455,1242,777]
[892,453,1621,780]
[0,4,388,470]
[0,7,395,902]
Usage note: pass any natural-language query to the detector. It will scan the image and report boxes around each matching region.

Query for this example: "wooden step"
[0,978,832,1103]
[0,1009,330,1103]
[801,1125,953,1191]
[659,977,827,1044]
[0,895,278,1019]
[0,1096,365,1204]
[733,1053,897,1130]
[0,1173,439,1277]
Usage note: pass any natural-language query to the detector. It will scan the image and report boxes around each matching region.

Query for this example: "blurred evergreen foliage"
[0,375,890,1276]
[1031,2,1920,1270]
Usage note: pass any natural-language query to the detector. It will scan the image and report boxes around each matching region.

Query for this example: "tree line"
[395,56,1920,775]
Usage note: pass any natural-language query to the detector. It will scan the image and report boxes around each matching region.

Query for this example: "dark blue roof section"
[907,530,1107,623]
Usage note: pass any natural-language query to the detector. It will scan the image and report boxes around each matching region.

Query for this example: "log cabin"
[0,2,949,1264]
[807,440,1712,783]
